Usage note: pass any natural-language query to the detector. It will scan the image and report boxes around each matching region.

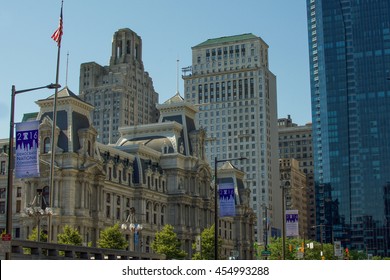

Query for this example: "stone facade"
[182,33,280,245]
[278,116,315,239]
[279,158,308,239]
[79,28,159,145]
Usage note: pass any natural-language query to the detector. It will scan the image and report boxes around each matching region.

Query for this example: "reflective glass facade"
[307,0,390,256]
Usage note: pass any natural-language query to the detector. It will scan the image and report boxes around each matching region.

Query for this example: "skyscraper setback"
[307,0,390,256]
[183,34,280,243]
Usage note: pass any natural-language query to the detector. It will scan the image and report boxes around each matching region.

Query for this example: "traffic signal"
[345,248,349,259]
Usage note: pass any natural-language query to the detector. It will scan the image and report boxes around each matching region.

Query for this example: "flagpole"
[48,0,63,243]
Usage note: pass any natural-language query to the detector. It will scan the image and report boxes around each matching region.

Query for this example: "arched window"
[146,202,151,223]
[153,204,159,224]
[161,206,165,225]
[43,137,51,154]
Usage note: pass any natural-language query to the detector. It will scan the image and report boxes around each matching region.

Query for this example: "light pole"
[214,156,247,260]
[24,189,53,241]
[121,207,143,258]
[311,224,333,259]
[281,180,290,260]
[5,83,60,259]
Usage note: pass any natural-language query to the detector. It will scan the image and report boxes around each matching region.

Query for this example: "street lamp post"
[5,83,60,260]
[214,156,247,260]
[24,189,53,241]
[312,224,326,260]
[281,180,290,260]
[121,207,143,258]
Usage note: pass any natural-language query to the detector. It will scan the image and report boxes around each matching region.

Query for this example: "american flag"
[51,4,63,47]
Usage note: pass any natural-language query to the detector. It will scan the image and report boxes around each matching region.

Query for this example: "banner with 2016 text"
[15,120,40,178]
[219,182,235,217]
[285,209,299,237]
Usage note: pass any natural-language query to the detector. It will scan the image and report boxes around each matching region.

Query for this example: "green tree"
[192,225,221,260]
[57,225,83,246]
[97,224,127,250]
[151,224,187,259]
[267,237,335,260]
[27,227,47,242]
[24,227,48,254]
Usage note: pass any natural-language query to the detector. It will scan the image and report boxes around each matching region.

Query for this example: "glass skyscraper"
[307,0,390,256]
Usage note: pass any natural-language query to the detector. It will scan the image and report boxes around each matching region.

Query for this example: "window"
[146,202,151,223]
[0,161,5,175]
[116,208,120,220]
[161,206,165,225]
[42,186,49,209]
[43,137,51,154]
[0,201,5,214]
[16,200,21,213]
[0,188,5,199]
[106,205,111,218]
[153,204,159,225]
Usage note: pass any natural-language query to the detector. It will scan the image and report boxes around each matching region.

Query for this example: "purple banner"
[219,182,235,217]
[286,209,299,237]
[15,121,40,178]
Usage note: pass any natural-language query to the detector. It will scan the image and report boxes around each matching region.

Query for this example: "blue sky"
[0,0,311,139]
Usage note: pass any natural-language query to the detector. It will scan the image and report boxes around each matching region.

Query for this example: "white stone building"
[183,33,280,244]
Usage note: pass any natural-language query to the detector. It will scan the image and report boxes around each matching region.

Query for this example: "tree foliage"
[27,227,47,242]
[264,237,336,260]
[192,225,222,260]
[57,225,83,246]
[97,224,127,250]
[259,237,390,260]
[151,224,187,259]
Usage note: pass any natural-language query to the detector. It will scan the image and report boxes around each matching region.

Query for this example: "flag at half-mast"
[51,3,63,46]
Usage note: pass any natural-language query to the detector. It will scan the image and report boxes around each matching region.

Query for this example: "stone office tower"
[79,28,159,145]
[183,34,280,244]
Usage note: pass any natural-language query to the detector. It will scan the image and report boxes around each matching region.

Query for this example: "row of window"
[104,194,166,226]
[185,70,262,84]
[194,56,259,70]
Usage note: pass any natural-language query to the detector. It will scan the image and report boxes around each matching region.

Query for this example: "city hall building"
[0,87,255,259]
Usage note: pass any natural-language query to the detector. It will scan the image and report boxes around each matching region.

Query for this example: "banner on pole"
[15,121,40,178]
[219,182,235,217]
[334,240,342,257]
[285,209,299,237]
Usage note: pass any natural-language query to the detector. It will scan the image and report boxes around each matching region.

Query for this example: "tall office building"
[183,34,280,243]
[307,0,390,256]
[79,28,159,144]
